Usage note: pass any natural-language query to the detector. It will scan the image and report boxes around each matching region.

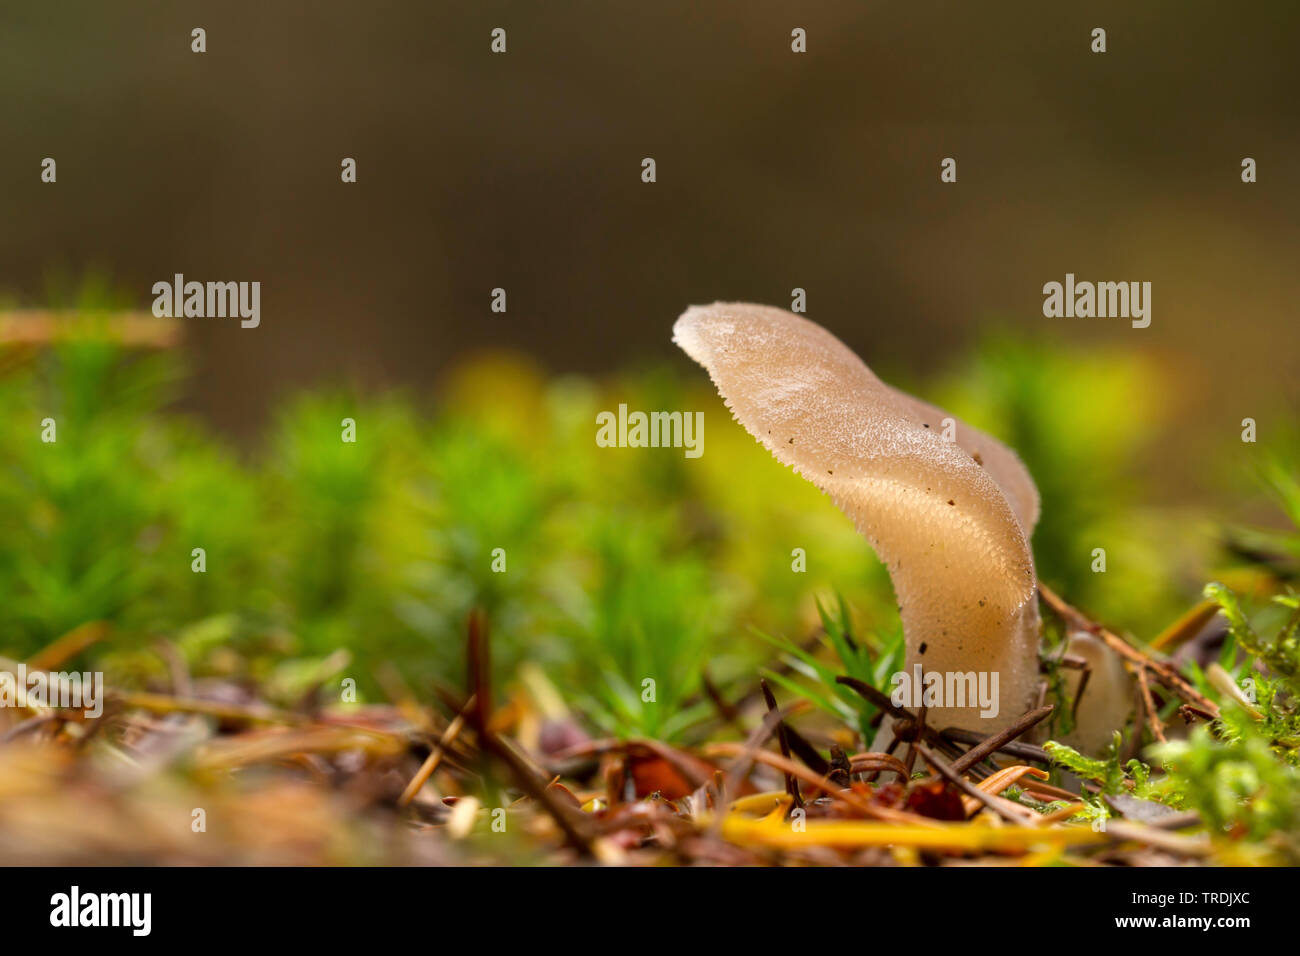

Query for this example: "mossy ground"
[1,308,1297,865]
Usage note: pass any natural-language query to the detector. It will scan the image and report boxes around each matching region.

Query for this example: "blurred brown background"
[3,1,1298,462]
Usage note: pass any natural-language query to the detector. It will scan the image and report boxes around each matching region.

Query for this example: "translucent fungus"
[673,302,1045,738]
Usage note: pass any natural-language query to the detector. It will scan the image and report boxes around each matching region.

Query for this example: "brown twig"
[26,622,108,671]
[398,693,475,807]
[0,310,180,347]
[464,610,594,857]
[938,727,1051,766]
[1179,703,1218,723]
[110,690,308,726]
[1038,581,1220,719]
[950,705,1054,776]
[835,675,909,721]
[914,744,1037,825]
[759,679,802,810]
[1058,653,1091,724]
[1135,669,1168,744]
[781,723,832,776]
[848,752,911,778]
[835,675,1002,779]
[1149,600,1221,653]
[904,699,927,778]
[701,742,938,826]
[708,705,790,835]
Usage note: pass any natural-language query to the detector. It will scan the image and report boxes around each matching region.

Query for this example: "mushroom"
[1061,631,1136,752]
[673,302,1127,751]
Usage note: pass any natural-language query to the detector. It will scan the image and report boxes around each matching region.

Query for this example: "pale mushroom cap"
[674,303,1039,535]
[674,302,1042,733]
[1061,631,1135,755]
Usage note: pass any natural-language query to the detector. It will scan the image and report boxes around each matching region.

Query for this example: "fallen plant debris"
[3,308,1299,868]
[4,592,1287,867]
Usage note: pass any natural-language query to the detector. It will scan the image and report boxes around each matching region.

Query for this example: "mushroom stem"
[1060,631,1136,754]
[899,589,1043,738]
